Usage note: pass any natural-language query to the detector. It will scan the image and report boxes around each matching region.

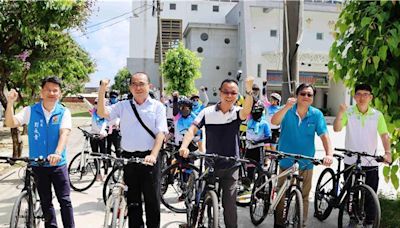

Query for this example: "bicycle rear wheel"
[198,190,219,228]
[285,188,303,228]
[160,162,199,213]
[250,173,271,225]
[10,191,36,228]
[314,168,336,221]
[68,151,99,192]
[103,167,124,205]
[338,184,380,228]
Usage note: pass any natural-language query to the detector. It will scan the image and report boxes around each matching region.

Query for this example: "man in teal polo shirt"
[271,83,333,228]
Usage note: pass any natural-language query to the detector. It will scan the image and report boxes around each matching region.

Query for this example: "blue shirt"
[278,104,327,170]
[246,117,271,149]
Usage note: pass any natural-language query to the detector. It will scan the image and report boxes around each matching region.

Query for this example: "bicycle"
[249,150,323,227]
[0,156,46,228]
[103,155,152,228]
[314,148,384,228]
[159,142,200,213]
[68,126,112,191]
[184,151,254,228]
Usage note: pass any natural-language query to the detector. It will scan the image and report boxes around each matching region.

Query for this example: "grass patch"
[380,196,400,228]
[71,111,91,117]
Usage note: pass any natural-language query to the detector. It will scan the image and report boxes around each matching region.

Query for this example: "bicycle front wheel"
[10,191,36,228]
[338,184,380,228]
[285,188,303,228]
[249,173,271,225]
[160,162,199,213]
[68,151,99,192]
[314,168,336,221]
[103,167,124,205]
[198,190,219,228]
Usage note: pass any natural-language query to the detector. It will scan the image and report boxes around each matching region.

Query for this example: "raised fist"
[7,89,18,103]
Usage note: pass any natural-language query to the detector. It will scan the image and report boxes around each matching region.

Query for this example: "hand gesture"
[179,147,190,158]
[200,86,205,91]
[338,103,347,113]
[285,97,297,109]
[7,89,18,103]
[99,79,110,90]
[244,76,254,92]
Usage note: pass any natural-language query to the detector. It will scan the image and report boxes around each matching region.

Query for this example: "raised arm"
[5,89,21,128]
[239,76,254,120]
[200,87,209,107]
[97,80,110,119]
[333,104,347,132]
[271,97,296,125]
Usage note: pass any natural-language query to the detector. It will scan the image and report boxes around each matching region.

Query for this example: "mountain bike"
[314,148,384,228]
[0,156,46,228]
[103,155,152,228]
[249,150,323,227]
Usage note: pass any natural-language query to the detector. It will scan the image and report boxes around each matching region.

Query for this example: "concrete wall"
[126,58,160,86]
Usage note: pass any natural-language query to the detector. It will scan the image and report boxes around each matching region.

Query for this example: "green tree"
[112,67,131,95]
[0,0,95,157]
[160,42,202,96]
[329,0,400,188]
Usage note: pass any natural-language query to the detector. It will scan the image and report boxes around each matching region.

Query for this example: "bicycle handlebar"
[77,126,101,139]
[334,148,385,163]
[0,156,49,165]
[188,151,255,165]
[264,149,324,166]
[90,153,153,166]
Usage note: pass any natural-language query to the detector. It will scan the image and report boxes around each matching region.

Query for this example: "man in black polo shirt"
[179,76,254,228]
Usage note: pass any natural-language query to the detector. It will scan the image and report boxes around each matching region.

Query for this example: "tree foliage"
[329,0,400,188]
[160,42,202,96]
[112,67,131,95]
[0,0,95,157]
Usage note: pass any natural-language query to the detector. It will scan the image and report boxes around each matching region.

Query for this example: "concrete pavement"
[0,117,396,227]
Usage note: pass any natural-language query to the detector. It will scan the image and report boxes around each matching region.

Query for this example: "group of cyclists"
[2,72,392,228]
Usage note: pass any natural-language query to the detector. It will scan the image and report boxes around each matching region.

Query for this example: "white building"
[127,0,349,114]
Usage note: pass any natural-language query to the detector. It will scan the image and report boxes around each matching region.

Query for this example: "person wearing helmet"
[174,98,201,151]
[190,86,209,115]
[266,92,282,151]
[109,91,119,105]
[245,100,271,182]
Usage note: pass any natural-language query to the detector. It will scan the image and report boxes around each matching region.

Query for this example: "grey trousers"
[215,167,239,228]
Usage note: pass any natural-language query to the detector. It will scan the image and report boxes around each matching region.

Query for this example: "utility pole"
[156,0,164,98]
[282,0,302,102]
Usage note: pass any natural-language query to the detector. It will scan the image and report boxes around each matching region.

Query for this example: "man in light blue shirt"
[98,72,167,228]
[271,83,333,228]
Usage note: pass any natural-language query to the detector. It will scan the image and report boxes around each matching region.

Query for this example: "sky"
[71,1,133,87]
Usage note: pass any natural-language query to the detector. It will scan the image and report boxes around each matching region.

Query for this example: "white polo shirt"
[342,105,388,166]
[108,97,168,152]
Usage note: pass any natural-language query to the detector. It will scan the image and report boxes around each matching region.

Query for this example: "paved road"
[0,118,395,227]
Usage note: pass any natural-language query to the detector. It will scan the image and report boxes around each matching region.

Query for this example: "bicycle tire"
[111,196,120,228]
[198,190,219,228]
[10,191,36,228]
[103,167,124,205]
[314,168,336,221]
[338,184,380,228]
[160,162,200,213]
[285,188,303,228]
[68,151,99,192]
[250,173,271,225]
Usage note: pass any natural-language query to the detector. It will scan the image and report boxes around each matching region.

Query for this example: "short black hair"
[41,76,62,89]
[219,79,238,90]
[355,84,372,94]
[295,83,316,96]
[130,72,151,84]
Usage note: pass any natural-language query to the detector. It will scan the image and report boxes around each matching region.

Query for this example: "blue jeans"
[32,165,75,228]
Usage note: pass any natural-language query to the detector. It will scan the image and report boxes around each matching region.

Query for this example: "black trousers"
[343,164,379,224]
[107,130,121,157]
[122,151,160,228]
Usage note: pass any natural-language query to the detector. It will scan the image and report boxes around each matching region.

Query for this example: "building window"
[216,66,220,70]
[270,29,277,37]
[169,3,176,10]
[197,47,203,53]
[224,38,230,44]
[257,64,262,78]
[213,5,219,12]
[191,4,198,11]
[316,32,323,40]
[228,72,232,76]
[200,33,208,41]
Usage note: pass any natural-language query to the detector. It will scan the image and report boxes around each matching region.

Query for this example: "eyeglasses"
[220,90,238,96]
[299,92,314,98]
[130,82,147,88]
[355,93,371,98]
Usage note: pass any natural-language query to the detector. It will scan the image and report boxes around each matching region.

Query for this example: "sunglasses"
[220,90,238,96]
[299,92,314,98]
